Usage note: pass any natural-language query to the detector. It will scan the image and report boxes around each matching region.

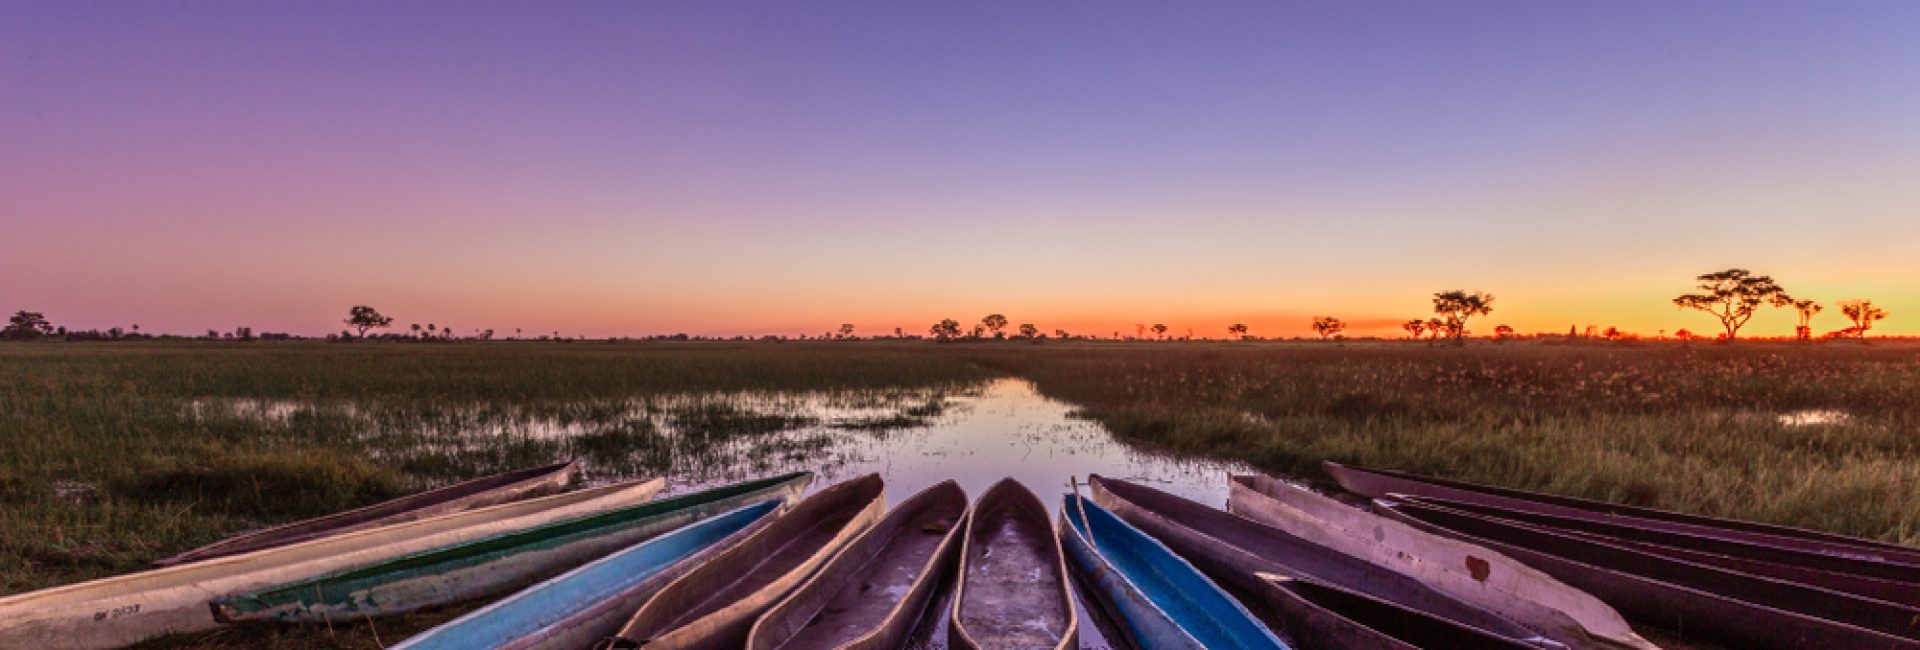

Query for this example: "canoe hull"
[949,478,1078,650]
[154,461,578,567]
[0,476,662,650]
[746,480,968,650]
[214,472,812,623]
[1248,574,1543,650]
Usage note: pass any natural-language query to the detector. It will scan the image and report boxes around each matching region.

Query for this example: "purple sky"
[5,2,1917,337]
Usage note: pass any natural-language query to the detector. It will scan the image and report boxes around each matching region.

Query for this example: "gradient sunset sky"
[5,2,1917,338]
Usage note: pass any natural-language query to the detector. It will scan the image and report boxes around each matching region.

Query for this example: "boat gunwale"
[948,478,1078,650]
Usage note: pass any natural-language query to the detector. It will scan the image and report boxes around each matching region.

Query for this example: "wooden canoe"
[1377,496,1920,650]
[1082,475,1543,645]
[949,478,1077,650]
[1248,573,1546,650]
[392,500,784,650]
[154,460,578,567]
[1325,460,1920,567]
[213,472,812,623]
[1060,491,1289,650]
[0,475,662,650]
[599,474,886,650]
[746,480,968,650]
[1228,473,1650,650]
[1397,492,1920,598]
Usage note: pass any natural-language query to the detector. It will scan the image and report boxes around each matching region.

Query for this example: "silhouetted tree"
[1837,299,1888,339]
[410,323,422,338]
[345,305,394,337]
[1228,323,1248,339]
[1675,328,1694,341]
[1018,323,1039,339]
[1054,329,1069,339]
[839,323,856,339]
[1311,316,1346,340]
[1401,319,1426,340]
[1671,269,1790,341]
[1427,318,1448,341]
[2,311,53,340]
[981,314,1009,339]
[1791,299,1823,341]
[1493,324,1514,340]
[1432,290,1494,344]
[930,319,962,341]
[1151,323,1168,339]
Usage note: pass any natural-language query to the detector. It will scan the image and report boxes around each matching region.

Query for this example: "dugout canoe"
[153,460,578,567]
[1396,492,1920,599]
[1326,460,1920,567]
[746,480,968,650]
[1378,496,1920,650]
[213,472,812,623]
[1082,475,1548,646]
[599,474,886,650]
[1060,491,1289,650]
[1228,473,1650,650]
[1248,573,1546,650]
[0,475,663,650]
[949,478,1078,650]
[392,500,783,650]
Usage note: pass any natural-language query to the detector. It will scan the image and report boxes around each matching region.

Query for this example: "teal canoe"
[391,500,782,650]
[1061,492,1290,650]
[211,472,812,623]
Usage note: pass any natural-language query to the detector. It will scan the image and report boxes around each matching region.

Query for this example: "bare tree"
[1432,290,1494,344]
[344,305,394,337]
[1837,299,1888,339]
[1311,316,1346,340]
[1671,269,1790,341]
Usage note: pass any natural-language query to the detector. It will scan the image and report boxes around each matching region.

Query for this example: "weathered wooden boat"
[1060,491,1289,650]
[213,472,812,623]
[1082,475,1548,646]
[392,500,784,650]
[1378,496,1920,650]
[1228,473,1651,650]
[949,478,1078,650]
[1326,460,1920,567]
[599,474,886,650]
[153,460,579,567]
[1248,573,1547,650]
[1398,492,1920,598]
[746,480,968,650]
[0,475,663,650]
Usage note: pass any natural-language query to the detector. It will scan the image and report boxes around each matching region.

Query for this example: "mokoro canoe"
[213,472,812,623]
[1082,475,1544,646]
[1228,473,1650,650]
[1248,573,1546,650]
[949,478,1078,650]
[746,480,968,650]
[600,474,886,650]
[1326,460,1920,567]
[1397,492,1920,597]
[1060,491,1289,650]
[0,475,663,650]
[1378,496,1920,650]
[392,500,784,650]
[153,460,578,567]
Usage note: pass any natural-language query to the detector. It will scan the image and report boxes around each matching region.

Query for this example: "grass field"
[3,339,1917,648]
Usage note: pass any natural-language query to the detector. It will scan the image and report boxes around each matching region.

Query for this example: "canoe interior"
[954,479,1074,650]
[1254,576,1540,650]
[754,480,967,650]
[214,471,811,621]
[154,460,577,566]
[1326,461,1920,564]
[1062,493,1286,650]
[614,474,885,648]
[1084,474,1535,642]
[392,500,781,650]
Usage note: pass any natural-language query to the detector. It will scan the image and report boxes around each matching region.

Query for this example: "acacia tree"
[1401,319,1425,340]
[1791,299,1823,341]
[1432,290,1494,344]
[1150,323,1168,339]
[1671,269,1790,341]
[1018,323,1039,339]
[1311,316,1346,340]
[344,305,393,337]
[1427,317,1448,340]
[1837,299,1888,339]
[1227,323,1248,339]
[929,319,962,341]
[1493,324,1515,340]
[2,311,54,340]
[838,323,856,339]
[981,314,1009,339]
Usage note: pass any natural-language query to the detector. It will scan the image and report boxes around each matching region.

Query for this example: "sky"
[4,1,1918,338]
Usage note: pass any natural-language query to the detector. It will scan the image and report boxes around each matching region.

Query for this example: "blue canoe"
[392,499,782,650]
[1060,492,1291,650]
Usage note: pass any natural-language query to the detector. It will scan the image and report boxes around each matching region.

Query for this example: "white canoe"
[0,475,663,650]
[1228,473,1655,650]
